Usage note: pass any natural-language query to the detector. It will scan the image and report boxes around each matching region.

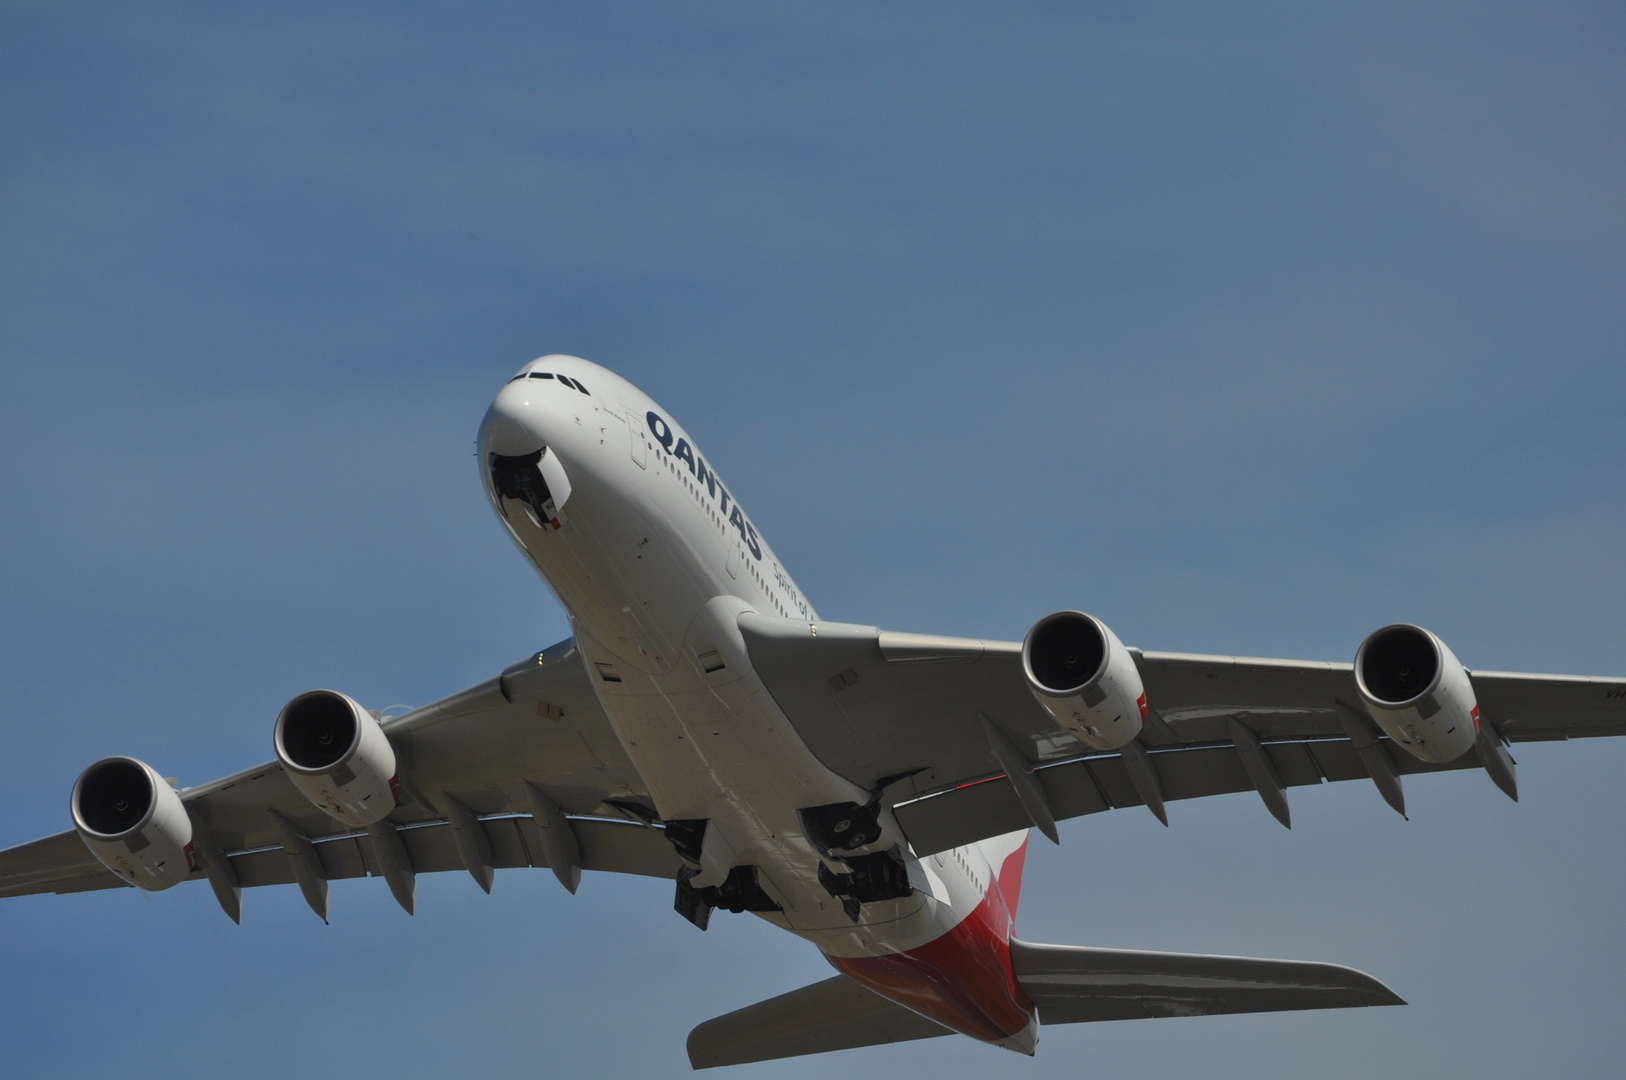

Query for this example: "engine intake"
[274,690,400,827]
[1354,623,1480,763]
[71,756,195,891]
[1022,611,1147,751]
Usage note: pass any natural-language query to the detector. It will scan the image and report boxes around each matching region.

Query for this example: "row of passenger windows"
[660,450,730,543]
[656,446,796,618]
[950,846,983,892]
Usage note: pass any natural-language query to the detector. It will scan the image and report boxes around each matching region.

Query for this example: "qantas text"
[647,411,763,561]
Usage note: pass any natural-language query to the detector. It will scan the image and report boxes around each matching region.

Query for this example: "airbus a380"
[4,355,1623,1067]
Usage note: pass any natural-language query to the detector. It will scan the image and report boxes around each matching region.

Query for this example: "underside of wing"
[0,637,685,914]
[1468,669,1626,741]
[182,637,652,854]
[223,815,678,889]
[0,828,125,899]
[891,733,1482,856]
[739,613,1626,855]
[687,974,951,1069]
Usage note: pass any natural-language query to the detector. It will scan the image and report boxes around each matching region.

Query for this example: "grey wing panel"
[1,637,671,903]
[1469,670,1626,741]
[1137,653,1626,744]
[745,616,1625,856]
[181,637,651,855]
[0,829,124,899]
[739,614,1059,801]
[387,639,650,821]
[686,974,951,1069]
[739,616,1376,811]
[1011,938,1403,1024]
[740,617,1376,802]
[893,738,1481,856]
[1134,651,1356,742]
[226,817,681,888]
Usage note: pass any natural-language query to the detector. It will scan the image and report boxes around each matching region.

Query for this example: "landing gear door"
[538,448,572,511]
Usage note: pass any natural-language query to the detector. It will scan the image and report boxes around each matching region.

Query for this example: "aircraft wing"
[11,617,1621,907]
[0,638,681,908]
[738,614,1626,855]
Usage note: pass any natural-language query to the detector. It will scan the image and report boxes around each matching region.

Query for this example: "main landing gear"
[660,803,915,930]
[664,819,781,931]
[817,850,913,922]
[800,800,914,923]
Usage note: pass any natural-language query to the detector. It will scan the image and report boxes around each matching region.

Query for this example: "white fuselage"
[477,355,1023,961]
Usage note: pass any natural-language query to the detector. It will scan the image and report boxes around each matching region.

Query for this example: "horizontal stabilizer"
[1012,938,1404,1024]
[687,974,950,1069]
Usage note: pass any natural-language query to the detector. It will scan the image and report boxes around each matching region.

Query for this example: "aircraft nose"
[480,376,578,530]
[480,377,554,458]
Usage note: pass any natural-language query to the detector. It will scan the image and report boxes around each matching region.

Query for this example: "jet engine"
[1354,623,1480,763]
[1022,611,1148,751]
[71,756,195,891]
[274,690,400,827]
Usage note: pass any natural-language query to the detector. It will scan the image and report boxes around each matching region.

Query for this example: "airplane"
[3,354,1623,1068]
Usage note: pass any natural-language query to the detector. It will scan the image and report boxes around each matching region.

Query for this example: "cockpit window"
[509,370,590,395]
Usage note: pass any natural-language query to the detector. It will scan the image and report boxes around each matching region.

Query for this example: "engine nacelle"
[274,690,400,827]
[1354,623,1480,763]
[71,756,196,891]
[1022,611,1148,751]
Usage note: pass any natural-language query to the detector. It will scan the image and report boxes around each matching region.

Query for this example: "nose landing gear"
[489,449,570,530]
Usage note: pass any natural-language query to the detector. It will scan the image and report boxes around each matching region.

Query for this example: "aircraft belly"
[575,621,878,926]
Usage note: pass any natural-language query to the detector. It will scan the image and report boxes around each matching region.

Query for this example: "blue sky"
[2,4,1623,1076]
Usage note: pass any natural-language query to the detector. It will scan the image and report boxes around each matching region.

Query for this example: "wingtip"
[1339,965,1406,1007]
[685,1026,718,1070]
